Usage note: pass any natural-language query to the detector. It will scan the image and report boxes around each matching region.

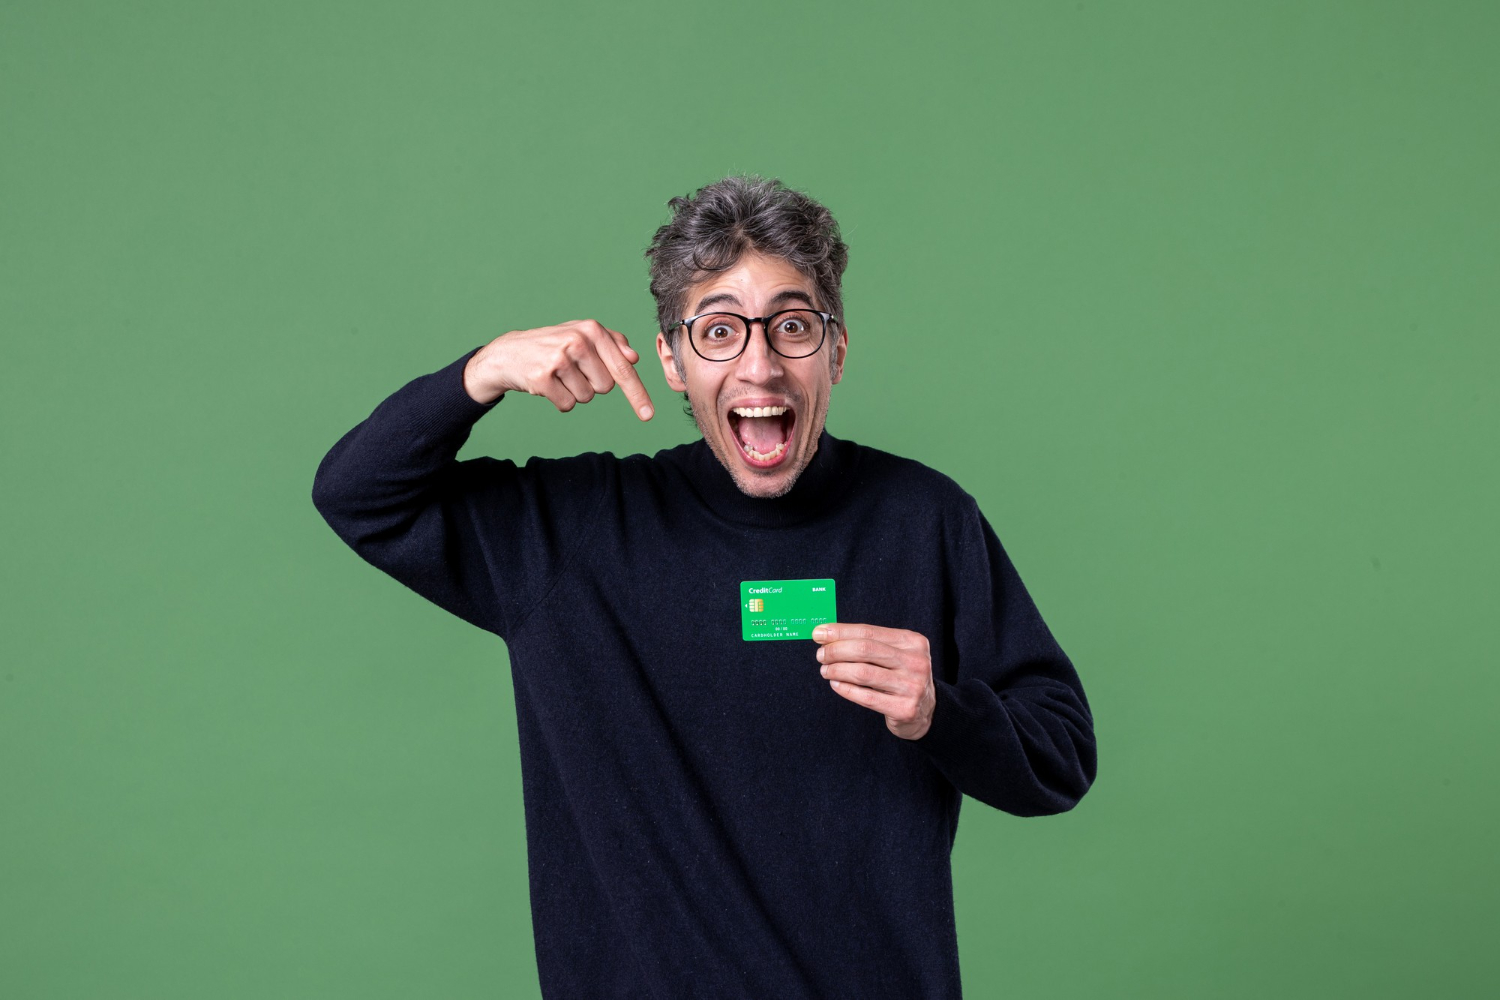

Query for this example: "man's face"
[656,251,848,498]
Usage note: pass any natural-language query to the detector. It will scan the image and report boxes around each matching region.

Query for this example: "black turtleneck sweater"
[311,347,1097,999]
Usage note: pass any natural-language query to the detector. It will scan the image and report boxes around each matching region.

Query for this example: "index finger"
[602,326,639,360]
[593,329,655,420]
[811,622,924,649]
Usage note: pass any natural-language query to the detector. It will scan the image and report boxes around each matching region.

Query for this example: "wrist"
[463,348,508,405]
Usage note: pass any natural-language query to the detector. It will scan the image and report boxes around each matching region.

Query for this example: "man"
[312,176,1096,998]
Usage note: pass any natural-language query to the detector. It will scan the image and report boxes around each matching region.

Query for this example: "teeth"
[731,405,789,417]
[741,439,788,462]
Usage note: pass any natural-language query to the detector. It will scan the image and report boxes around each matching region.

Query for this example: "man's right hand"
[463,320,655,420]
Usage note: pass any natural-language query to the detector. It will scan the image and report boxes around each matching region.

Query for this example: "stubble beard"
[687,386,828,500]
[676,349,837,500]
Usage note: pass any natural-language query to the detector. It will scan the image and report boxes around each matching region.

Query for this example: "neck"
[673,429,857,528]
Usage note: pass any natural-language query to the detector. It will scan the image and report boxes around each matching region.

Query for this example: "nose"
[734,320,784,384]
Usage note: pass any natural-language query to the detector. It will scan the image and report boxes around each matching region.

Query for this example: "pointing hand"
[463,319,655,420]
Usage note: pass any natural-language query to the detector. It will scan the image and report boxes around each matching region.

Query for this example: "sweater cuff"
[409,346,504,436]
[909,677,982,764]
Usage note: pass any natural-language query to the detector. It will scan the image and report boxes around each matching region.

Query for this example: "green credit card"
[741,578,837,641]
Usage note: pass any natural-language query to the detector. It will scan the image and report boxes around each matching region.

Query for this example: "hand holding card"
[740,579,836,641]
[813,622,937,740]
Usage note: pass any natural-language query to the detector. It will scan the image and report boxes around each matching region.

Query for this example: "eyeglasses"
[673,309,837,362]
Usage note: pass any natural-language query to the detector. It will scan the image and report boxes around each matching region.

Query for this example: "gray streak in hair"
[645,175,849,353]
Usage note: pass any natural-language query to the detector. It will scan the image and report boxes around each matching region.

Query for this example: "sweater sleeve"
[310,347,607,640]
[911,498,1098,816]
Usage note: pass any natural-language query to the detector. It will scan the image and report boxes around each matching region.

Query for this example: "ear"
[830,322,849,385]
[656,330,688,392]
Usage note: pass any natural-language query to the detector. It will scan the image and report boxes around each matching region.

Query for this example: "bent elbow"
[310,475,343,533]
[310,449,357,524]
[1010,736,1098,818]
[310,461,369,550]
[1041,770,1096,816]
[310,472,338,520]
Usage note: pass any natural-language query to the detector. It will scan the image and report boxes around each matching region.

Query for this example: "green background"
[3,1,1495,996]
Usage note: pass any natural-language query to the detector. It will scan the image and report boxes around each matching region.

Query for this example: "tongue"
[737,415,786,452]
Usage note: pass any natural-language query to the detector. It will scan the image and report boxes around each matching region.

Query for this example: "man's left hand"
[812,623,937,740]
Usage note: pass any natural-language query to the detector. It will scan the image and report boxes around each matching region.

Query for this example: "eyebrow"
[692,288,818,315]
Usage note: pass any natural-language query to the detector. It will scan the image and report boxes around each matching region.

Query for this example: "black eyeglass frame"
[672,309,840,362]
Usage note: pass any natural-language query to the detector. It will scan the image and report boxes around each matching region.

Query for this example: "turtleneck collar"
[666,429,859,529]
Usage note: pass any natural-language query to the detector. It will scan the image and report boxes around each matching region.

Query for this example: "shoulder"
[483,450,628,507]
[513,449,615,479]
[842,438,980,516]
[509,439,713,485]
[514,446,676,491]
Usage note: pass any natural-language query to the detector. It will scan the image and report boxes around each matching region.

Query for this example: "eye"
[773,311,819,340]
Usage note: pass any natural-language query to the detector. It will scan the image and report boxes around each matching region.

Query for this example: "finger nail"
[819,665,828,678]
[816,647,825,662]
[639,405,653,419]
[812,626,828,640]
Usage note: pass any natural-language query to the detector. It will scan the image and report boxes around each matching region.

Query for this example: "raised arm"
[311,321,653,639]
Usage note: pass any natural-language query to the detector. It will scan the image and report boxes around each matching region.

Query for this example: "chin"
[690,389,825,498]
[729,465,800,499]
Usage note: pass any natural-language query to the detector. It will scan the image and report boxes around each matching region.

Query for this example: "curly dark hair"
[645,176,849,352]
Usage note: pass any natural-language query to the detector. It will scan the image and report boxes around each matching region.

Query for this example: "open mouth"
[727,404,796,469]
